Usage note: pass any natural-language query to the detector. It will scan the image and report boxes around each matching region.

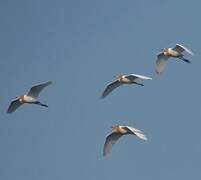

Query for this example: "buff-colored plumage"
[7,81,52,113]
[103,125,147,156]
[101,74,152,98]
[156,44,194,74]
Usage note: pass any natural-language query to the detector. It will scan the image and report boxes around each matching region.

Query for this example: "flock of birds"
[7,43,194,156]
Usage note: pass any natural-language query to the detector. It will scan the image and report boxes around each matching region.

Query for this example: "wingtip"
[189,51,194,56]
[46,81,52,85]
[7,108,14,114]
[140,135,148,141]
[143,136,148,141]
[7,106,13,114]
[135,132,148,141]
[101,93,107,99]
[144,77,152,80]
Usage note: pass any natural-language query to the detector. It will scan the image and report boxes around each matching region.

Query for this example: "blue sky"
[1,0,201,179]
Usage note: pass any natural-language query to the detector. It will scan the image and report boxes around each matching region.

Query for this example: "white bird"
[156,44,194,74]
[7,81,52,113]
[101,73,152,98]
[103,125,147,156]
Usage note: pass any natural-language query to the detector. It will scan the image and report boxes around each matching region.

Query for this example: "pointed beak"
[14,96,20,101]
[110,125,116,130]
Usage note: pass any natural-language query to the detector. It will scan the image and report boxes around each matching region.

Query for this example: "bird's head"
[111,125,119,131]
[15,96,23,102]
[113,74,123,81]
[161,48,168,53]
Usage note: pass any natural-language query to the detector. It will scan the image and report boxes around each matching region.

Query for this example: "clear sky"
[1,0,201,179]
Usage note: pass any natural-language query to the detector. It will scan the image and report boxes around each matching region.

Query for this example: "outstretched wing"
[173,44,194,56]
[123,126,148,141]
[156,53,169,74]
[103,132,122,156]
[126,74,152,81]
[101,80,122,98]
[27,81,52,98]
[7,100,23,113]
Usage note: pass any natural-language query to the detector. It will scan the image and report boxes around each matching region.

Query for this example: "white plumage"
[156,44,194,74]
[101,73,152,98]
[7,81,52,113]
[103,125,147,156]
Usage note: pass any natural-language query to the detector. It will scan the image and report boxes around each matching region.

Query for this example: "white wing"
[103,132,122,156]
[173,44,194,56]
[124,126,148,141]
[101,80,122,98]
[7,100,23,113]
[27,81,52,98]
[156,53,169,74]
[126,74,152,80]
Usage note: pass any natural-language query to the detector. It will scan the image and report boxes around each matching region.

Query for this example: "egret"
[156,44,194,74]
[103,125,147,156]
[7,81,52,113]
[101,73,152,98]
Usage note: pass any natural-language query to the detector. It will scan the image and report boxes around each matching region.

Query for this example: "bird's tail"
[178,56,191,64]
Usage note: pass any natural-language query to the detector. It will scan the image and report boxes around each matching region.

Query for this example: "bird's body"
[7,81,52,113]
[156,44,194,74]
[103,125,147,156]
[115,75,133,84]
[101,73,152,98]
[21,95,38,103]
[163,48,181,57]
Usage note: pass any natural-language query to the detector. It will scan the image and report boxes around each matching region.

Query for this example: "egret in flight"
[101,73,152,98]
[7,81,52,113]
[156,44,194,74]
[103,125,147,156]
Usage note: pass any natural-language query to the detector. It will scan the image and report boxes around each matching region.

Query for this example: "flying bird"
[156,44,194,74]
[101,73,152,98]
[7,81,52,113]
[103,125,147,156]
